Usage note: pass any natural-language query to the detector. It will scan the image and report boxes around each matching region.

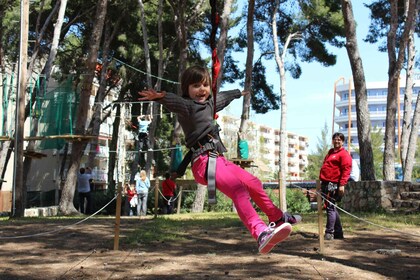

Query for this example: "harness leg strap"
[207,151,218,204]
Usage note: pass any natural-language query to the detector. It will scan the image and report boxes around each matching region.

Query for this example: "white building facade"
[217,113,309,180]
[334,75,420,159]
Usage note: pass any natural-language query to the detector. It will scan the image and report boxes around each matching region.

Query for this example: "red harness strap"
[210,0,220,120]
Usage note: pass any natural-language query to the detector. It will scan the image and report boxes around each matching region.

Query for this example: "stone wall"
[342,181,414,212]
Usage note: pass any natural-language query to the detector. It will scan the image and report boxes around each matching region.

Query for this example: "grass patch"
[1,211,418,243]
[124,212,243,245]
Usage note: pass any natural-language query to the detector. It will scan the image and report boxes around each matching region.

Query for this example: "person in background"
[139,65,301,254]
[162,172,177,214]
[135,170,150,216]
[124,183,137,216]
[349,157,360,182]
[137,114,152,152]
[77,167,93,214]
[319,132,352,240]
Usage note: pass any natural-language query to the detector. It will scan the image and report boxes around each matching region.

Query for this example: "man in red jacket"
[319,132,352,240]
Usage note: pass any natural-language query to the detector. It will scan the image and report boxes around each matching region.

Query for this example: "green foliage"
[364,0,420,52]
[0,0,20,62]
[250,60,279,113]
[265,188,311,214]
[305,122,330,180]
[179,186,311,214]
[179,188,233,213]
[154,112,175,176]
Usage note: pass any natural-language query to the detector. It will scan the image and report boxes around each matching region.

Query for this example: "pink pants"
[192,154,283,240]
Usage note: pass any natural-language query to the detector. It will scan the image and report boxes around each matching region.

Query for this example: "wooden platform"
[229,158,255,169]
[0,134,98,141]
[23,150,47,159]
[24,134,97,141]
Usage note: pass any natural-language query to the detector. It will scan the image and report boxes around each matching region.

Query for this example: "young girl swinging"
[139,65,301,254]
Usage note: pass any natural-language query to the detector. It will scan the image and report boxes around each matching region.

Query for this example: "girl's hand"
[241,90,250,96]
[138,89,166,101]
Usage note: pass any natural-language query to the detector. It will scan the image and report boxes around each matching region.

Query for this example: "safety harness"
[175,127,223,205]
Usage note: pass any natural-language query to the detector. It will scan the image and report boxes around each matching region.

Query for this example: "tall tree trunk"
[191,183,206,213]
[59,0,108,215]
[87,16,122,170]
[26,0,60,80]
[168,0,187,147]
[401,0,418,181]
[402,0,420,180]
[108,86,131,192]
[238,0,254,151]
[14,0,29,217]
[138,0,155,177]
[340,0,375,180]
[271,0,286,211]
[23,0,68,199]
[168,0,206,211]
[271,1,299,211]
[215,0,233,91]
[383,0,416,180]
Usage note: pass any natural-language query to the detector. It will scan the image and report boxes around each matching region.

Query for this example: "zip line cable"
[112,57,180,85]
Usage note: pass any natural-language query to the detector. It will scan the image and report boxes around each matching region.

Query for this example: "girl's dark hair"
[181,66,211,98]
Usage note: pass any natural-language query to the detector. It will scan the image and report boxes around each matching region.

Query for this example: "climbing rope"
[0,195,117,240]
[290,183,420,238]
[210,0,221,120]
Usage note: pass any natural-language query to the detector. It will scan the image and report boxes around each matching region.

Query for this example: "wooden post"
[113,182,122,250]
[278,179,284,210]
[154,177,159,218]
[316,180,324,254]
[176,186,183,214]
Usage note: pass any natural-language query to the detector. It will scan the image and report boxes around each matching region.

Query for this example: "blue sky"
[220,1,391,153]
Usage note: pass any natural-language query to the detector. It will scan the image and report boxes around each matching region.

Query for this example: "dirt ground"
[0,216,419,280]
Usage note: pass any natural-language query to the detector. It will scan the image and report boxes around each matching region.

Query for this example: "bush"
[265,188,311,214]
[179,187,310,214]
[179,189,233,213]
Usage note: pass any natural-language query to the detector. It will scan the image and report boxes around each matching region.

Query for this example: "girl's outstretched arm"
[138,89,166,101]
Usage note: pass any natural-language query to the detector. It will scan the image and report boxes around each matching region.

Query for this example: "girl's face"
[188,79,210,103]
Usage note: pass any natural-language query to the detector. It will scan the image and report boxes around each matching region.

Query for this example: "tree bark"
[340,0,375,180]
[23,0,69,202]
[401,0,418,181]
[138,0,155,176]
[383,0,416,180]
[238,0,254,151]
[14,0,29,217]
[191,183,206,213]
[215,0,233,91]
[272,1,300,211]
[59,0,108,215]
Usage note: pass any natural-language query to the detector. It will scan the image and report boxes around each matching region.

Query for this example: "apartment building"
[217,113,309,180]
[334,75,420,159]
